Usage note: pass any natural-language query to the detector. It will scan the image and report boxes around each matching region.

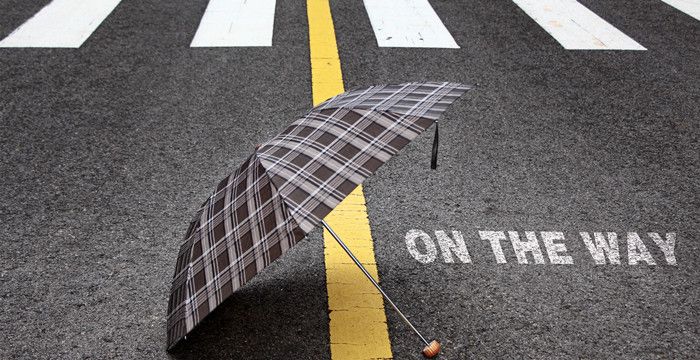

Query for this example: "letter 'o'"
[405,230,437,263]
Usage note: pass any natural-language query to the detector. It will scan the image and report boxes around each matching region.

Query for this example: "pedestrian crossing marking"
[308,0,394,358]
[190,0,276,47]
[512,0,646,50]
[662,0,700,21]
[0,1,687,51]
[0,0,121,48]
[363,0,459,48]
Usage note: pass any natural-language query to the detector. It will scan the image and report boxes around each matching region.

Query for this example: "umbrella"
[166,81,470,357]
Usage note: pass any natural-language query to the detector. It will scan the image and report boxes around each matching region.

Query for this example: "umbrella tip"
[422,340,441,358]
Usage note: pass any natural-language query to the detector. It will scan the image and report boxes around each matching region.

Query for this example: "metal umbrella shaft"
[320,219,430,346]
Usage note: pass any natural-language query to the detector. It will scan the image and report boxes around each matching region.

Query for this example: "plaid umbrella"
[166,81,470,349]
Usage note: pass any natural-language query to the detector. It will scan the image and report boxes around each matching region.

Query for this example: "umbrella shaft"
[320,220,430,346]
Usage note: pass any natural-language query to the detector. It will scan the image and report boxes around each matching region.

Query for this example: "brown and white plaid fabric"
[257,82,470,232]
[166,155,305,347]
[166,82,469,349]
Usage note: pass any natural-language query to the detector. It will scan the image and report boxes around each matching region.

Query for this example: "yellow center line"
[307,0,393,359]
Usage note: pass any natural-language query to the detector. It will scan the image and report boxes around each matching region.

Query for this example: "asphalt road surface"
[1,0,698,359]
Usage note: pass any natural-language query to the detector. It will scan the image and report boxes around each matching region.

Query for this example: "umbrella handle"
[321,220,441,358]
[423,340,442,358]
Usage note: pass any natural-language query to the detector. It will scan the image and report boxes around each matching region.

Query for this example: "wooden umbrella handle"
[422,340,441,358]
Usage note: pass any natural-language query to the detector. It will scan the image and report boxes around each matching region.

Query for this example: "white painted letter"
[405,230,437,264]
[580,232,621,265]
[508,231,545,264]
[479,231,508,264]
[648,232,677,265]
[541,231,573,265]
[435,230,472,263]
[627,232,656,265]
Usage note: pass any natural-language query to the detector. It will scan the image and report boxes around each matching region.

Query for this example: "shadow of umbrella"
[167,236,331,360]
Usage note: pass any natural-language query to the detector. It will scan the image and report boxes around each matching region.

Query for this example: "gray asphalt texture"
[0,0,698,359]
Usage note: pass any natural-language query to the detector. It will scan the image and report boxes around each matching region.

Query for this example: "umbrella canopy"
[166,82,470,348]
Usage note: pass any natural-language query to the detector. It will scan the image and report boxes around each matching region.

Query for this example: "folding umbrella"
[166,81,470,357]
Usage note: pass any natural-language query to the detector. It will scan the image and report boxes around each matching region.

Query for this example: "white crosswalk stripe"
[2,1,690,51]
[190,0,277,47]
[0,0,121,48]
[512,0,646,50]
[363,0,459,48]
[662,0,700,21]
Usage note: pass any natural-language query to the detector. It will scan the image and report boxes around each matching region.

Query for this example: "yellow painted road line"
[307,0,343,105]
[307,0,393,358]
